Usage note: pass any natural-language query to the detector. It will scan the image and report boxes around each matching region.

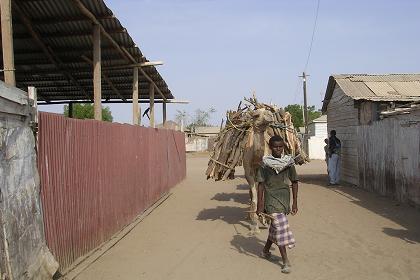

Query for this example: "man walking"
[257,135,298,274]
[328,130,341,185]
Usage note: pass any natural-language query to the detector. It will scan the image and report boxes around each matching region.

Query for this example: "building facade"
[322,74,420,206]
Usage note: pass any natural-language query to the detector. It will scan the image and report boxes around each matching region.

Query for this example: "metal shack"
[322,74,420,206]
[0,0,186,275]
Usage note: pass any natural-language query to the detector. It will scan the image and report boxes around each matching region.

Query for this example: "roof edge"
[321,76,336,113]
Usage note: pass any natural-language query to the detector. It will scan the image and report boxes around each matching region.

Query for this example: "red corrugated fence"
[37,112,186,271]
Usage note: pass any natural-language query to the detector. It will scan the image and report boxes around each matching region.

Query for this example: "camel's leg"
[245,172,260,234]
[250,181,260,233]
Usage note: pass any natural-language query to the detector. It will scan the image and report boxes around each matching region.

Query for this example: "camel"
[242,107,305,233]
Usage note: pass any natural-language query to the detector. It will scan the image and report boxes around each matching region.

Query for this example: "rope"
[270,123,297,133]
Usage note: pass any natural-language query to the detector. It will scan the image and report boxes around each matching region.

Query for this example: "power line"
[304,0,320,72]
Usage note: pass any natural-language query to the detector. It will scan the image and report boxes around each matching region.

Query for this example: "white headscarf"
[262,154,295,174]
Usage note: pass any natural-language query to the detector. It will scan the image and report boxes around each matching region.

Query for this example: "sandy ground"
[76,154,420,280]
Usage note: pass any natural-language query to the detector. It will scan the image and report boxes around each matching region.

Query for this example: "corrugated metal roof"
[310,114,327,123]
[195,126,220,134]
[322,74,420,112]
[0,0,173,102]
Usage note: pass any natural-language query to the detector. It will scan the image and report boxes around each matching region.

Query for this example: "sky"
[40,0,420,126]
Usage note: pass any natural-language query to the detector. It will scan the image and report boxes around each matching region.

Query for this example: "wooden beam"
[72,0,131,63]
[149,83,155,128]
[121,47,167,101]
[14,46,132,56]
[13,28,126,40]
[93,24,102,121]
[71,0,168,101]
[163,102,167,125]
[80,55,126,101]
[38,99,190,105]
[29,14,115,25]
[1,0,16,86]
[103,61,164,70]
[69,102,74,118]
[13,2,92,100]
[132,67,139,125]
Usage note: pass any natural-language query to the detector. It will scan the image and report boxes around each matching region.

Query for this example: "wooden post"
[69,102,74,118]
[302,72,309,133]
[162,102,167,126]
[93,24,102,120]
[132,67,139,125]
[149,83,155,128]
[28,86,38,123]
[1,0,16,86]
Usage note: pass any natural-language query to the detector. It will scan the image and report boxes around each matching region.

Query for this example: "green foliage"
[64,103,113,122]
[285,104,322,131]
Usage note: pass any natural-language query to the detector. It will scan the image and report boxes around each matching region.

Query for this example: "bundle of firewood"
[206,97,307,181]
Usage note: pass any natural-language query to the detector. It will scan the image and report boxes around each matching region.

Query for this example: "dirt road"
[76,154,420,280]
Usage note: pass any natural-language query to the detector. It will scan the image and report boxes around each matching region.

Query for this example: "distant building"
[185,126,220,152]
[157,120,181,131]
[306,115,328,160]
[194,126,220,137]
[322,74,420,206]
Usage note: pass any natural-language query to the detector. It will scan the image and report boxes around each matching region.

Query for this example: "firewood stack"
[206,97,308,181]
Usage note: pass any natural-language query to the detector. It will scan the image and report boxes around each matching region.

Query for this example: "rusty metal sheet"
[37,112,186,271]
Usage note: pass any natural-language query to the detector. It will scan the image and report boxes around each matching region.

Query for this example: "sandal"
[260,251,272,259]
[281,264,291,274]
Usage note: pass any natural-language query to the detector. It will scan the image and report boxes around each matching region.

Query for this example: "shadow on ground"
[299,173,329,186]
[196,206,252,231]
[230,234,282,262]
[211,192,249,204]
[300,173,420,244]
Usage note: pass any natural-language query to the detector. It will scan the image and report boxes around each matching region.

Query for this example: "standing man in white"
[327,130,341,185]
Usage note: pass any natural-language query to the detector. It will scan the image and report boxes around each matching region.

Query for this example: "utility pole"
[299,72,309,133]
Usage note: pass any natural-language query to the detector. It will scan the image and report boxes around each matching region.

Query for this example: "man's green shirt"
[256,165,298,214]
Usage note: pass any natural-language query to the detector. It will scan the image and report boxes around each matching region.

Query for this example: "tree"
[175,109,188,130]
[175,107,216,131]
[190,107,216,128]
[285,104,322,131]
[64,103,113,122]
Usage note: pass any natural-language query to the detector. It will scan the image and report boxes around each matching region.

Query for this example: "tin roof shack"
[322,74,420,206]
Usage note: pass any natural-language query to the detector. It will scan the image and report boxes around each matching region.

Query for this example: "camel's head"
[250,108,274,130]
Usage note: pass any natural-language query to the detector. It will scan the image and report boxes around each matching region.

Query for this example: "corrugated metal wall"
[326,85,359,186]
[358,111,420,207]
[37,112,186,271]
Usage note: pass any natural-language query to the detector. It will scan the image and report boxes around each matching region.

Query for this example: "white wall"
[186,137,208,152]
[308,136,327,160]
[308,122,328,160]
